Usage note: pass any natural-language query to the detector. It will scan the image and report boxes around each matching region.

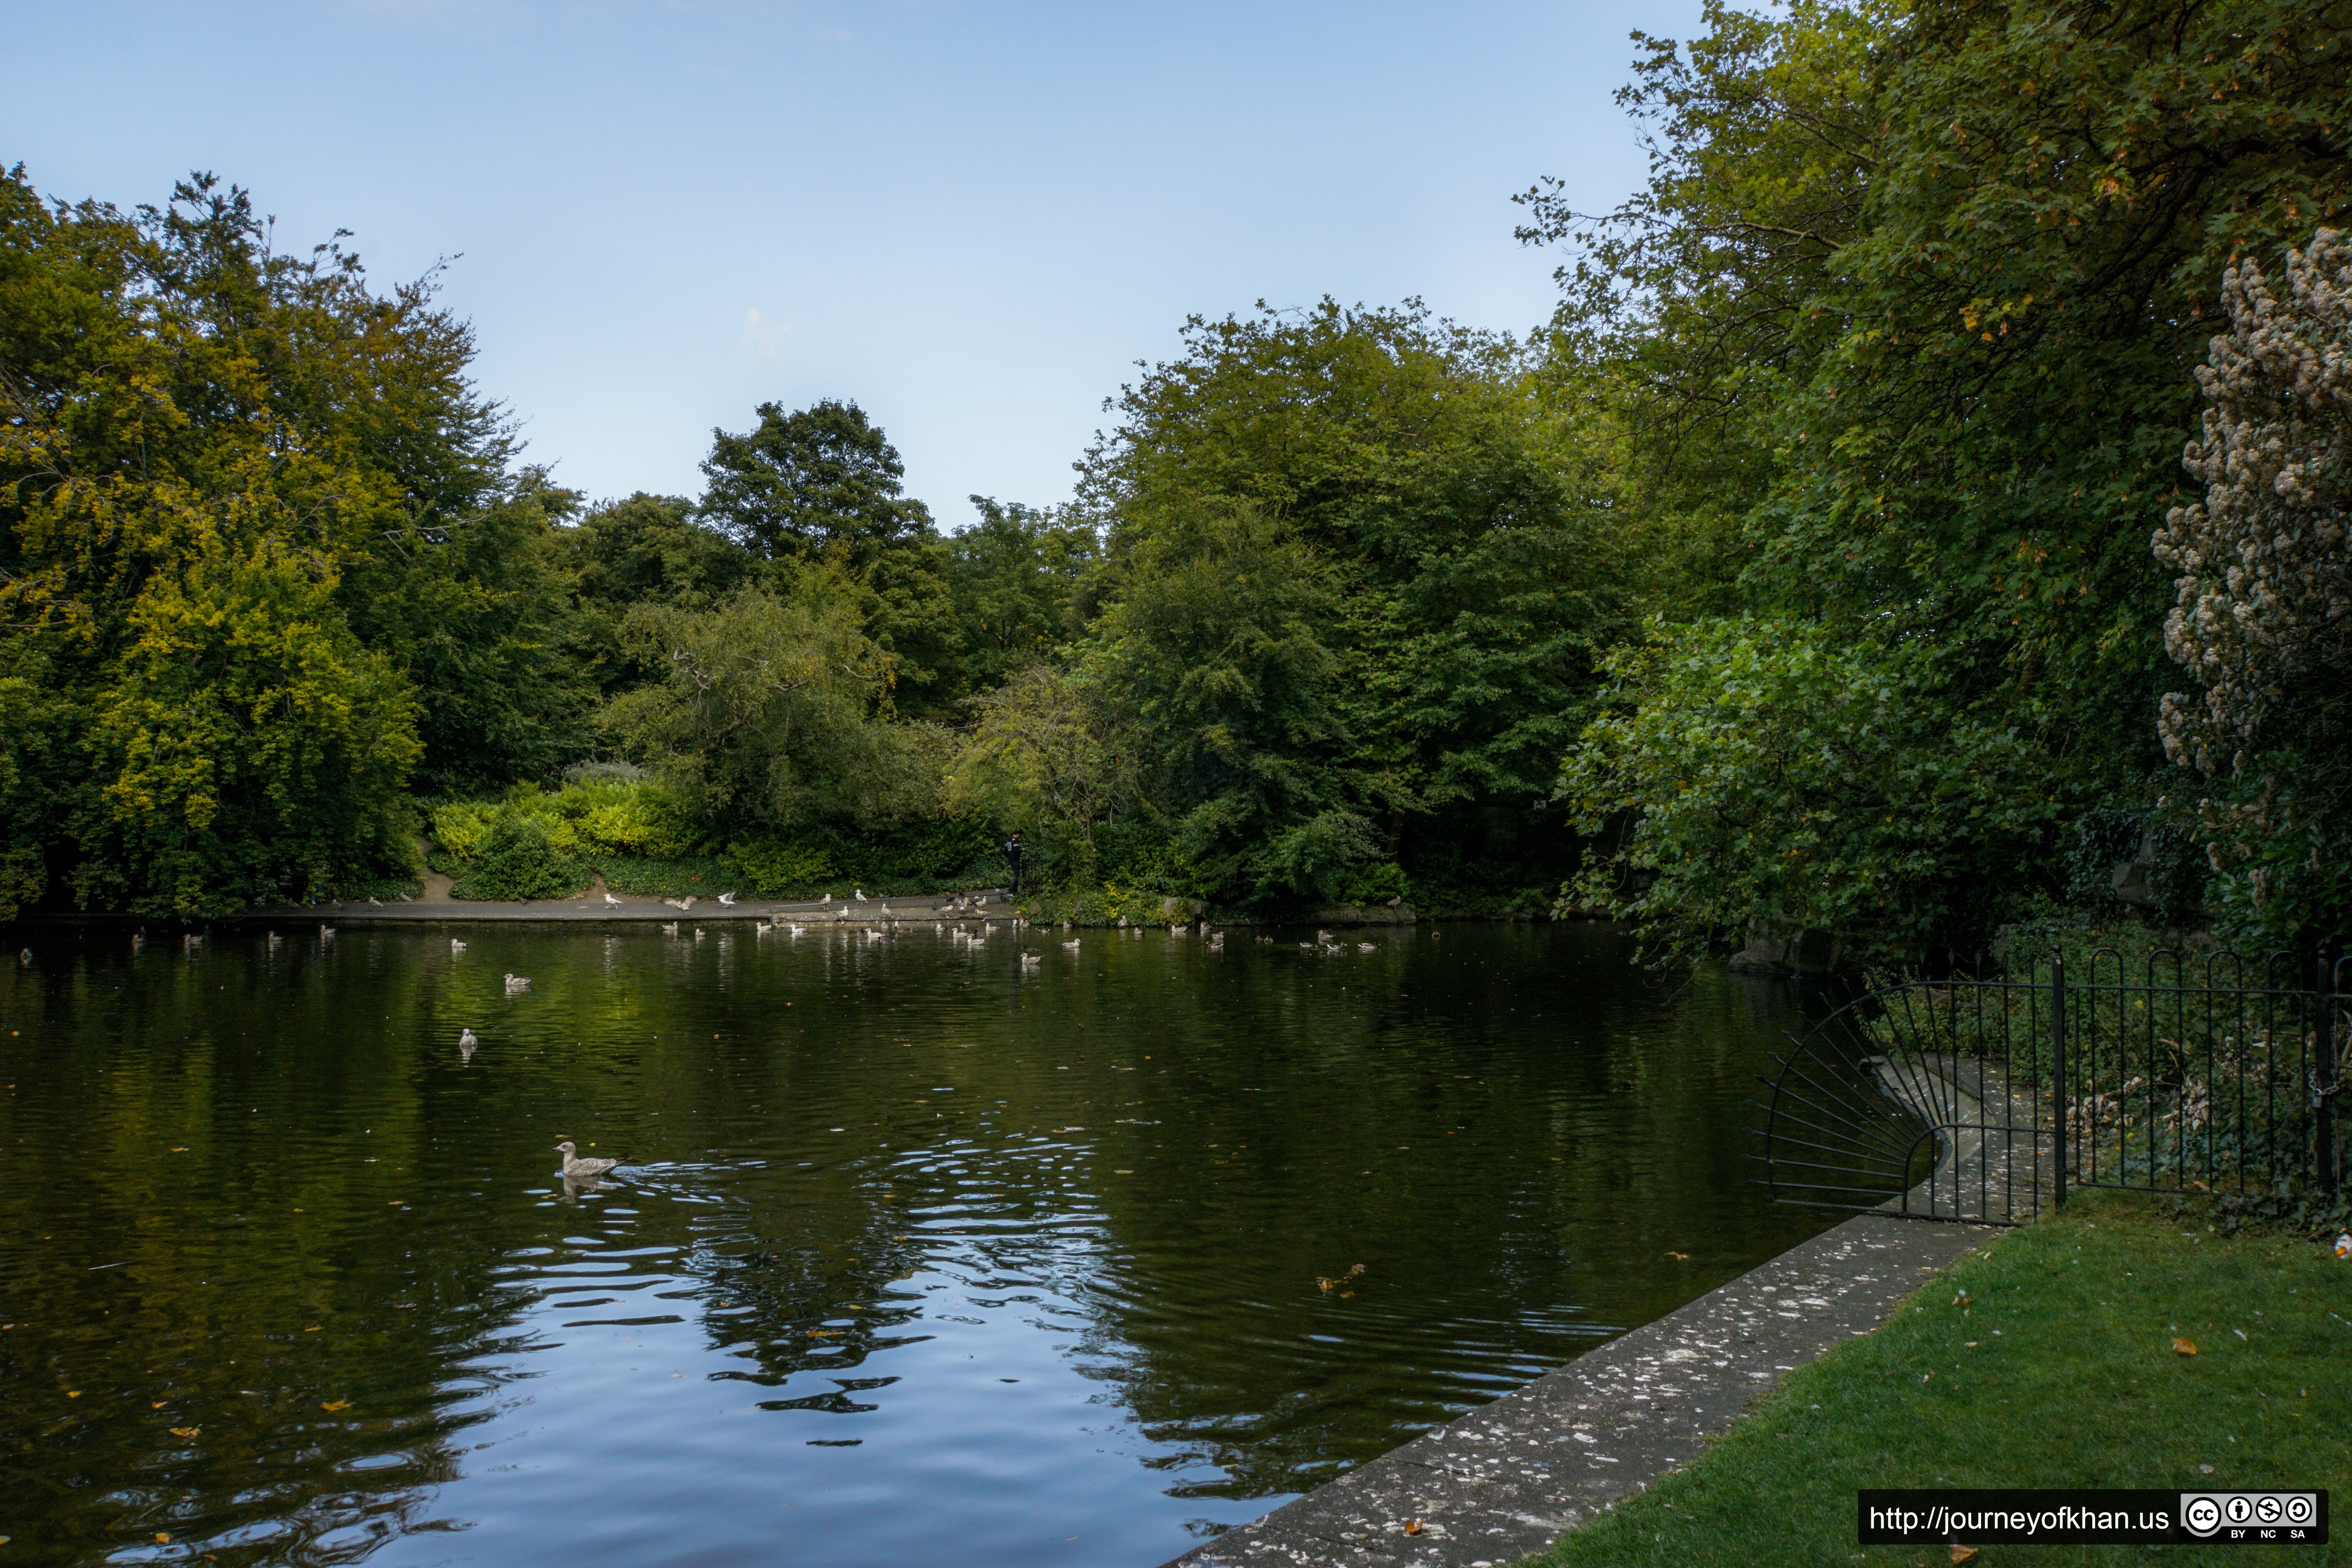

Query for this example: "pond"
[0,918,1832,1567]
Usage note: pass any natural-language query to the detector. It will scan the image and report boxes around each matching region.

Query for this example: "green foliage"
[1088,499,1366,904]
[1534,0,2352,955]
[941,497,1102,694]
[947,662,1134,885]
[599,579,951,831]
[447,811,586,901]
[697,398,935,567]
[1080,299,1629,819]
[1560,619,2056,960]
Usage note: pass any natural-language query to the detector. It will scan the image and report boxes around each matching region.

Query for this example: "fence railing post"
[2319,948,2340,1196]
[2051,953,2068,1211]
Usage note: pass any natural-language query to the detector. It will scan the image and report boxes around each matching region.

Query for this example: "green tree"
[942,497,1102,694]
[1077,300,1629,886]
[600,579,948,833]
[947,662,1134,885]
[560,491,755,695]
[1088,499,1367,904]
[697,399,935,566]
[1533,0,2352,951]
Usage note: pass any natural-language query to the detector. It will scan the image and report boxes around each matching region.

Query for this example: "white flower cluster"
[2154,229,2352,786]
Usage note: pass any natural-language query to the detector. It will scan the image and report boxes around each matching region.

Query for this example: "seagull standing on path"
[853,888,868,902]
[604,893,623,907]
[554,1141,623,1180]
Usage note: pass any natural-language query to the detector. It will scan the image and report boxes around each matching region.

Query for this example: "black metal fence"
[1752,947,2346,1225]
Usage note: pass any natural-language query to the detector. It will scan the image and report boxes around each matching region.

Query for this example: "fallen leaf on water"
[1317,1277,1336,1293]
[2174,1338,2199,1356]
[170,1427,199,1438]
[1349,1263,1366,1276]
[1403,1519,1423,1536]
[304,1325,322,1332]
[170,1147,187,1153]
[155,1534,171,1544]
[1666,1250,1690,1261]
[66,1390,80,1397]
[1950,1547,1979,1564]
[152,1402,166,1410]
[321,1399,351,1412]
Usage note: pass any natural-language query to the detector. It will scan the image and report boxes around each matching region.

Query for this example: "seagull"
[879,903,892,916]
[1170,923,1183,935]
[719,892,737,906]
[854,888,867,902]
[604,892,623,907]
[694,927,706,941]
[1063,938,1081,951]
[554,1141,623,1180]
[1021,951,1042,967]
[821,893,833,905]
[183,933,203,951]
[397,891,413,902]
[450,937,467,953]
[1316,929,1334,943]
[1359,942,1376,952]
[458,1027,478,1062]
[367,895,382,907]
[755,921,772,935]
[320,926,336,941]
[268,931,283,949]
[662,921,679,936]
[1299,940,1314,949]
[504,972,532,993]
[662,897,688,911]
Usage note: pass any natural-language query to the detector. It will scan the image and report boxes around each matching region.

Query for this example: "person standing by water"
[1004,831,1023,896]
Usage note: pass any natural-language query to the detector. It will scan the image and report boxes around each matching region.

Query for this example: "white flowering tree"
[2153,230,2352,937]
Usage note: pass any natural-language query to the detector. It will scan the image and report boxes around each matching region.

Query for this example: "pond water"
[0,919,1831,1567]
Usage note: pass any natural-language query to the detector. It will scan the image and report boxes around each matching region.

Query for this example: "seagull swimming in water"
[662,921,678,935]
[458,1027,478,1062]
[504,972,532,993]
[554,1141,623,1180]
[450,937,466,952]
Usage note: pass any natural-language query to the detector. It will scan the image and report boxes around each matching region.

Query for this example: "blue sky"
[7,1,1698,526]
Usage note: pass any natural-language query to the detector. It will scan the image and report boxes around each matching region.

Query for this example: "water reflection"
[0,921,1832,1566]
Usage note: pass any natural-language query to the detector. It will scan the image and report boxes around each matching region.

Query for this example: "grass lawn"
[1524,1193,2351,1567]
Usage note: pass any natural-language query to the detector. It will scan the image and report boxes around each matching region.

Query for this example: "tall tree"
[1534,0,2352,953]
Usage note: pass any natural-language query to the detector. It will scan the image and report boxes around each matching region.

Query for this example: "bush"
[450,812,587,900]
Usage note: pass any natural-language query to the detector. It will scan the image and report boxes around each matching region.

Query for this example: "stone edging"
[1165,1212,1994,1568]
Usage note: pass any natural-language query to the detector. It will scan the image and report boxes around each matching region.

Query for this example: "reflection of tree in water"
[1065,928,1825,1502]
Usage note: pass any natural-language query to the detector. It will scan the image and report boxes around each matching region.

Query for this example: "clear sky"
[7,1,1698,527]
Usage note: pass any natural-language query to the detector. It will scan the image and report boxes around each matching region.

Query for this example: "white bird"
[397,891,413,902]
[1170,923,1183,935]
[662,921,679,936]
[719,892,737,906]
[879,903,892,917]
[183,933,203,951]
[755,921,772,935]
[1063,938,1081,951]
[450,937,467,953]
[458,1027,479,1062]
[789,924,804,936]
[554,1141,623,1179]
[267,931,283,949]
[1359,942,1376,952]
[1299,940,1315,950]
[319,926,336,941]
[1208,937,1225,952]
[694,927,706,941]
[821,893,833,905]
[604,893,623,907]
[854,888,868,902]
[367,895,381,907]
[1316,929,1334,943]
[1021,952,1042,967]
[504,972,532,992]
